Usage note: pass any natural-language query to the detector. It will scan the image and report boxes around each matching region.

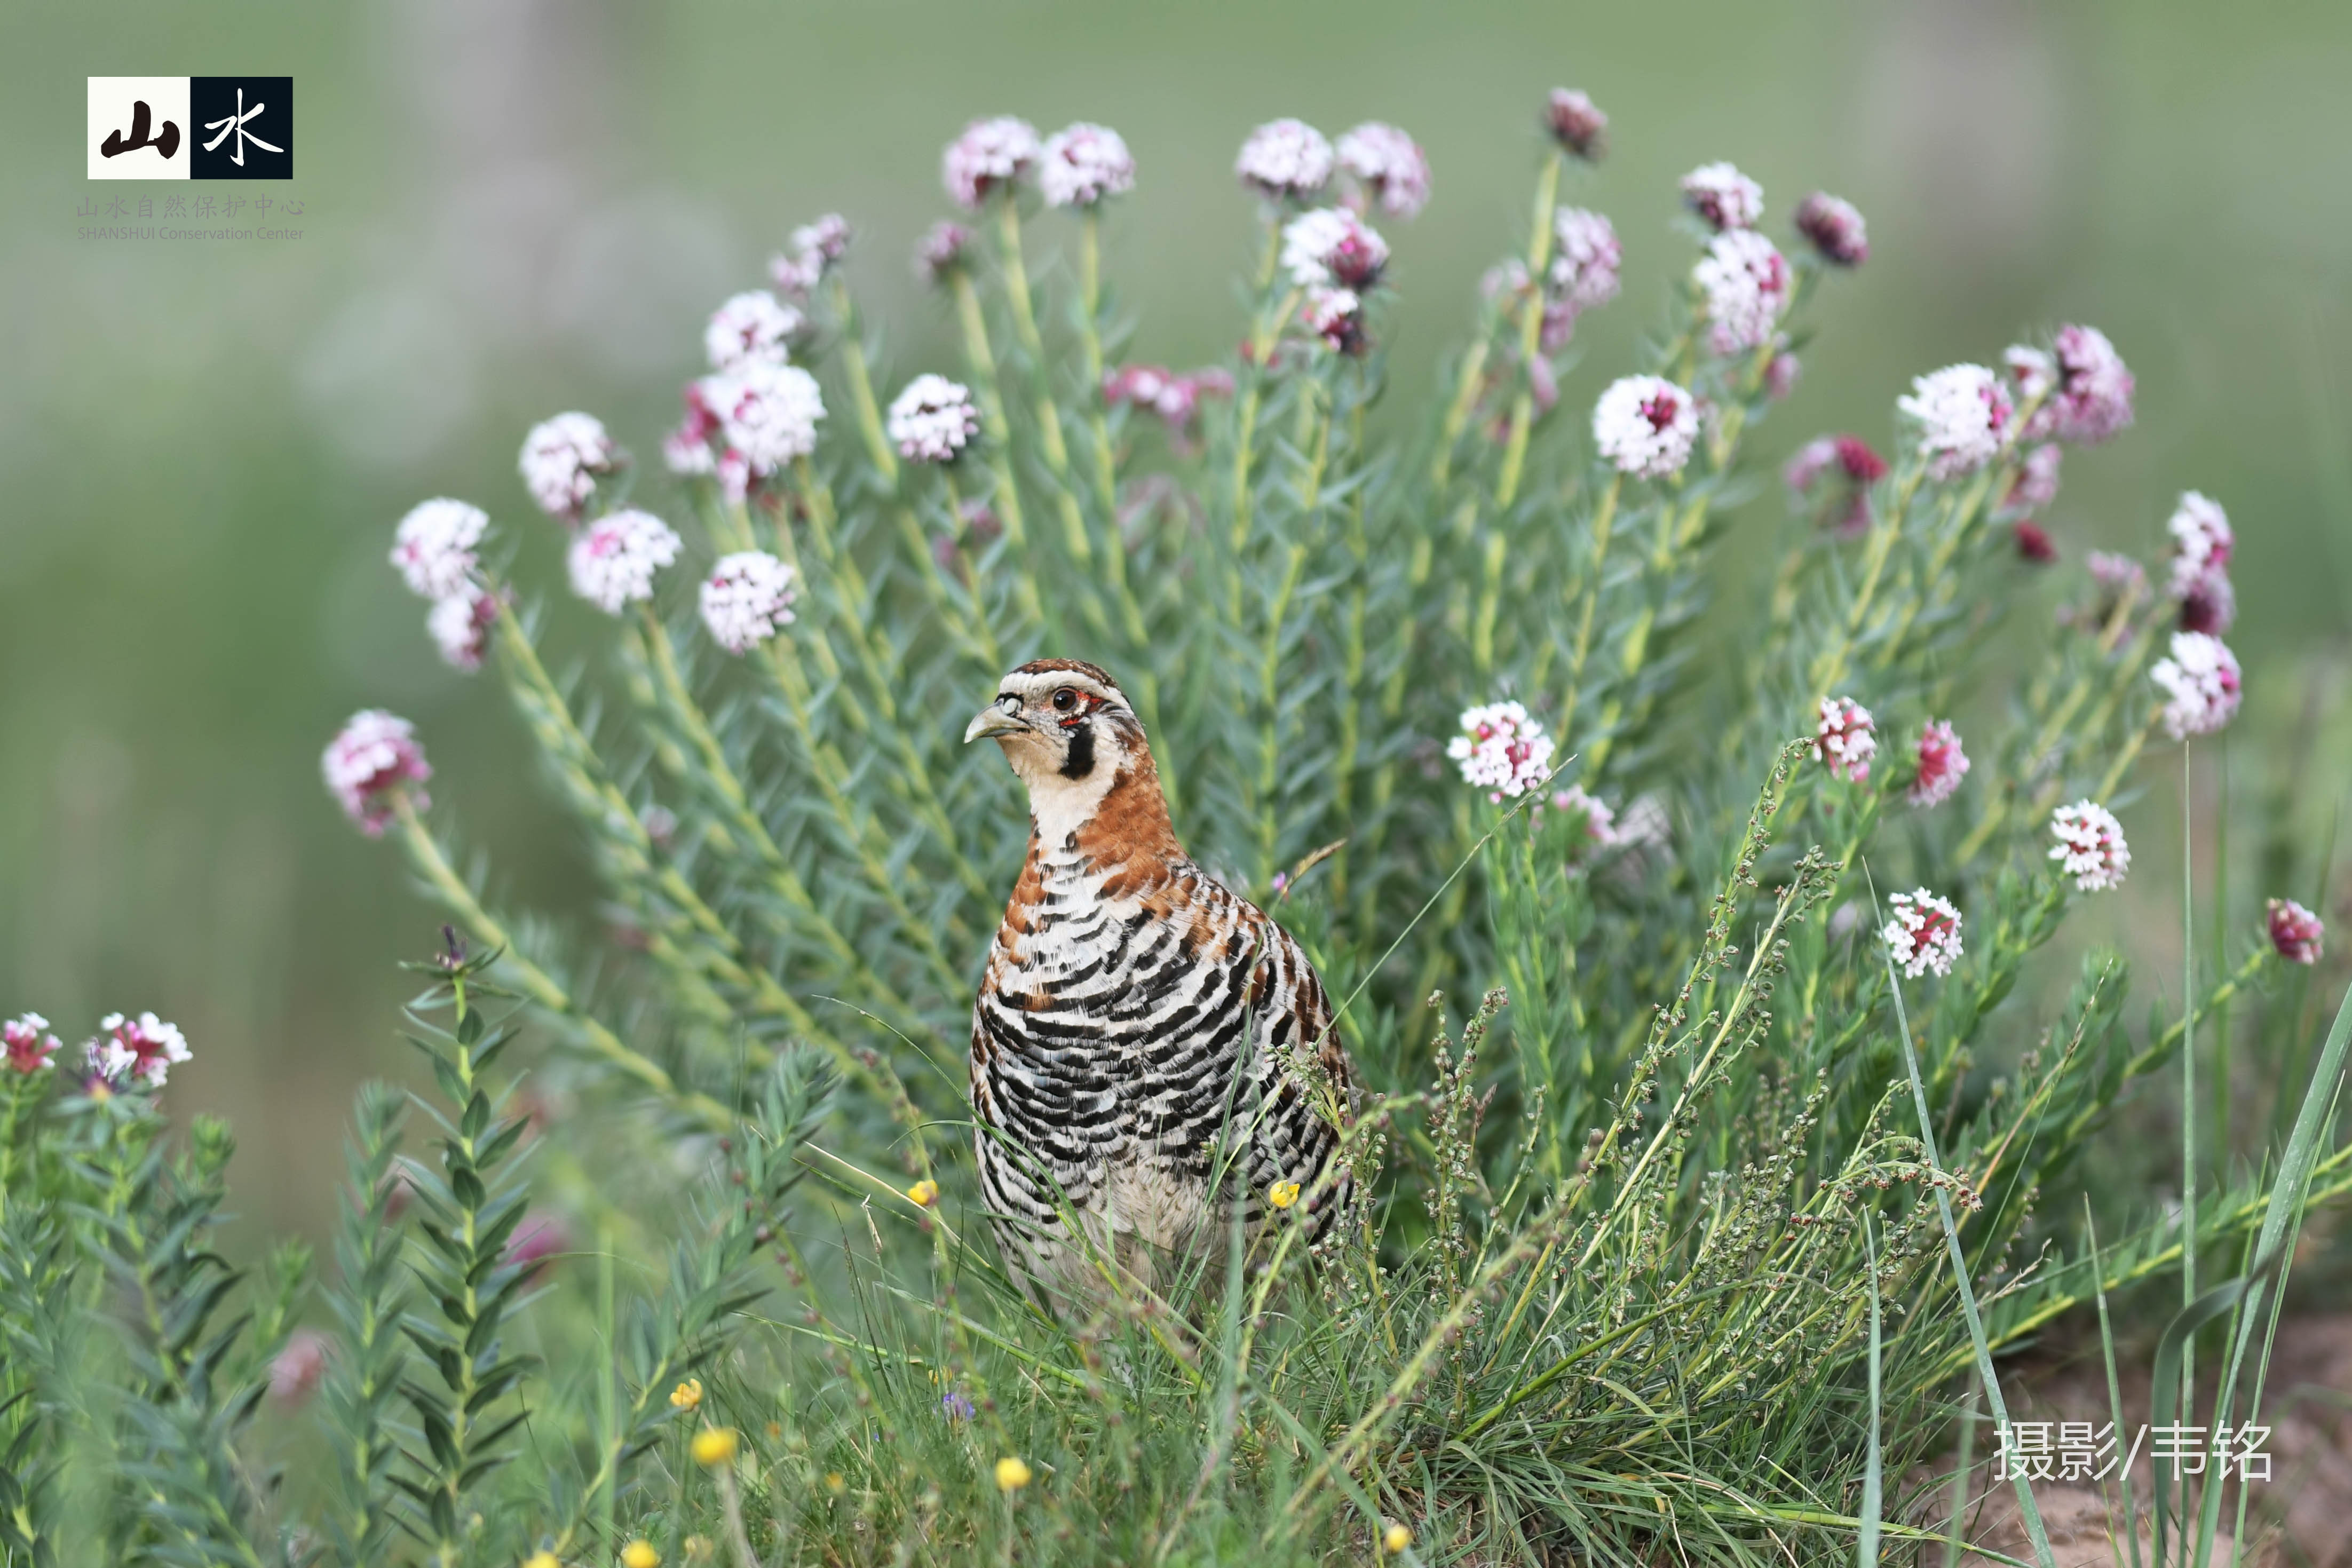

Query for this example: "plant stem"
[2181,737,2198,1436]
[391,795,733,1131]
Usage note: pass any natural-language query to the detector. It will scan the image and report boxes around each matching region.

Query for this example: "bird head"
[965,660,1158,846]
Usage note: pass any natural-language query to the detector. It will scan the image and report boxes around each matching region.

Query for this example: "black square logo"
[189,76,291,179]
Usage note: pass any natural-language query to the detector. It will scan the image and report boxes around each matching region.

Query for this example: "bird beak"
[964,703,1027,744]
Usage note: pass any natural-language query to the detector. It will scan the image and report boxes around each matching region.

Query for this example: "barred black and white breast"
[962,659,1353,1306]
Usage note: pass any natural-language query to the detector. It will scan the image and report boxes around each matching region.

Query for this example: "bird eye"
[1051,687,1078,712]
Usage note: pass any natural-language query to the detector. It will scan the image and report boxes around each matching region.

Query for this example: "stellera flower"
[1898,364,2012,481]
[943,115,1041,208]
[1235,118,1333,200]
[698,361,826,476]
[699,551,798,655]
[1812,696,1876,782]
[1681,162,1763,231]
[92,1011,192,1088]
[427,585,500,673]
[390,498,488,599]
[2049,800,2130,892]
[567,510,682,616]
[2267,898,2324,965]
[4,1013,61,1074]
[1543,89,1608,160]
[1882,889,1964,978]
[1907,720,1970,808]
[1793,192,1868,266]
[1549,208,1622,318]
[2150,630,2242,739]
[1281,207,1389,290]
[1448,701,1554,801]
[2014,324,2135,445]
[1039,122,1136,209]
[1336,122,1430,218]
[518,412,622,521]
[703,290,802,374]
[1592,375,1698,479]
[1693,230,1788,355]
[1302,287,1367,355]
[323,710,430,835]
[886,373,981,463]
[915,220,973,286]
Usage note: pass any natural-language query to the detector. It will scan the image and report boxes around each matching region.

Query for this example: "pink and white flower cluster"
[682,361,828,492]
[1812,696,1877,782]
[91,1011,192,1088]
[1301,287,1366,355]
[1448,701,1555,801]
[4,1013,60,1074]
[1898,365,2013,481]
[944,115,1041,208]
[770,212,851,296]
[886,374,981,463]
[2267,898,2325,965]
[2008,325,2135,446]
[2150,630,2242,739]
[1784,434,1886,538]
[1281,207,1389,290]
[567,510,683,616]
[426,587,501,674]
[2165,491,2236,635]
[703,290,803,374]
[519,412,623,521]
[2005,443,2064,516]
[323,710,431,836]
[389,495,503,674]
[1039,123,1135,208]
[2049,800,2130,892]
[1335,122,1430,218]
[1541,207,1622,348]
[1544,89,1608,160]
[698,551,799,655]
[1883,889,1965,979]
[1793,192,1868,267]
[1236,118,1333,200]
[1103,364,1234,440]
[1907,720,1970,808]
[1692,229,1789,356]
[1592,375,1698,479]
[390,498,487,599]
[1680,162,1763,231]
[915,220,973,286]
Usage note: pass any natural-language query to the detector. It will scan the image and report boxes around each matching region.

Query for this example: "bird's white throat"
[1016,755,1120,852]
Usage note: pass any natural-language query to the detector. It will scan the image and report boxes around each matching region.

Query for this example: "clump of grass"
[4,94,2347,1565]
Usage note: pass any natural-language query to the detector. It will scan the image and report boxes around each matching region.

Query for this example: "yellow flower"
[669,1377,703,1410]
[690,1427,739,1467]
[524,1554,560,1568]
[823,1471,846,1494]
[993,1455,1033,1493]
[907,1178,940,1208]
[620,1542,660,1568]
[1382,1521,1412,1554]
[1269,1181,1301,1210]
[682,1538,712,1563]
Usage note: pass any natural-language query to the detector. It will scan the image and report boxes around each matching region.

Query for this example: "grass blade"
[1859,1210,1882,1568]
[1870,868,2056,1568]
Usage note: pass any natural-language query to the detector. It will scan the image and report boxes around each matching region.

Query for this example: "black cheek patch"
[1059,719,1096,780]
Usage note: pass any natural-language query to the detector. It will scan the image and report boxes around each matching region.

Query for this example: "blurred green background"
[4,0,2348,1236]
